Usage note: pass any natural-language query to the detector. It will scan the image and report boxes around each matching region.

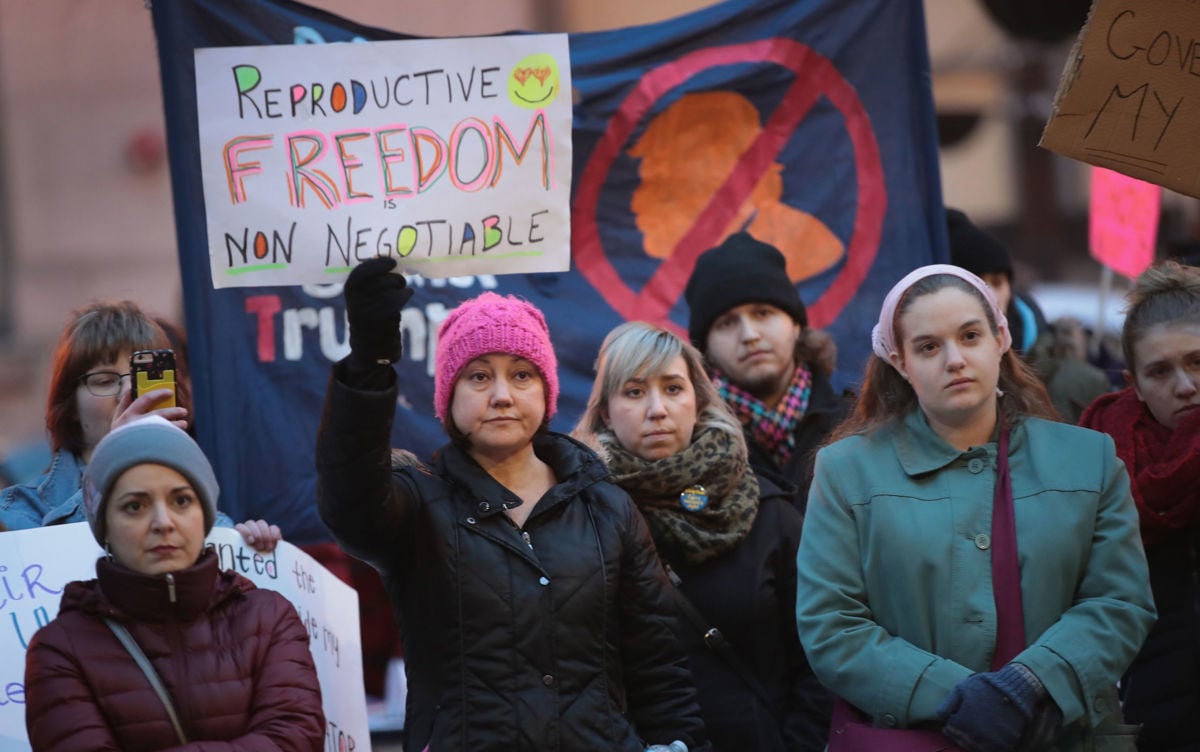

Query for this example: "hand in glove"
[343,256,413,367]
[937,663,1059,752]
[645,742,688,752]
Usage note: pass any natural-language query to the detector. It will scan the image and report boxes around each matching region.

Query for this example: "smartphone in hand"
[130,349,177,408]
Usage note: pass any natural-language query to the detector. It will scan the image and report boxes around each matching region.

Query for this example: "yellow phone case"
[131,349,177,408]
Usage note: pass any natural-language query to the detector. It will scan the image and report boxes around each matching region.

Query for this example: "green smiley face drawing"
[508,53,560,109]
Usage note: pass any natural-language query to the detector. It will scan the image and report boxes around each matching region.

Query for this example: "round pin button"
[679,485,709,512]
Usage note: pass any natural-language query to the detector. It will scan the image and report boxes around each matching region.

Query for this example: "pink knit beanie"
[434,292,559,422]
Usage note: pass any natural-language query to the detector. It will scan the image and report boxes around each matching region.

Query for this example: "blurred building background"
[1,0,1197,460]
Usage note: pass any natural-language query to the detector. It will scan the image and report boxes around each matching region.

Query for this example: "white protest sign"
[0,524,367,752]
[195,34,573,288]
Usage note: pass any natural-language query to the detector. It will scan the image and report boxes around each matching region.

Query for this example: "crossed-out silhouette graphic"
[572,38,886,330]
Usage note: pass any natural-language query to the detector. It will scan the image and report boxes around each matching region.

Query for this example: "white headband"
[870,264,1012,367]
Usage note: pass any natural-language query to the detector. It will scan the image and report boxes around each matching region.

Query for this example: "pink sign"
[1089,167,1161,280]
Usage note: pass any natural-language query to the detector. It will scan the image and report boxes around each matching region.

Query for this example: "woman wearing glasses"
[0,301,278,550]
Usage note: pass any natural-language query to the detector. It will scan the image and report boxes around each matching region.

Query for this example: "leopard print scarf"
[599,425,759,565]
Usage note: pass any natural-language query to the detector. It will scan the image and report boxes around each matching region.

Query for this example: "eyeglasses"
[79,370,131,397]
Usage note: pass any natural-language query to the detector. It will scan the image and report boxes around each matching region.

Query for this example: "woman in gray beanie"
[23,415,325,751]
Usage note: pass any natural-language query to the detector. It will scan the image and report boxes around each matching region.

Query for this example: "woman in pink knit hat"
[315,258,710,752]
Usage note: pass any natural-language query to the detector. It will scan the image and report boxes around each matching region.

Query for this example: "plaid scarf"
[714,365,812,468]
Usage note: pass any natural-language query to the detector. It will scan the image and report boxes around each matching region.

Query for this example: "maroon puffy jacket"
[24,550,324,751]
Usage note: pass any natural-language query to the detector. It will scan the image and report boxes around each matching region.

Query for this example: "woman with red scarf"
[1080,260,1200,751]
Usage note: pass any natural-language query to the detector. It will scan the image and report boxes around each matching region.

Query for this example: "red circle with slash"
[572,38,886,329]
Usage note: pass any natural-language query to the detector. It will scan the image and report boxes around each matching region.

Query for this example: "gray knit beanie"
[82,415,219,545]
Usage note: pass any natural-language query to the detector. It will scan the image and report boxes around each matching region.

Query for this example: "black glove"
[343,257,413,367]
[937,663,1055,752]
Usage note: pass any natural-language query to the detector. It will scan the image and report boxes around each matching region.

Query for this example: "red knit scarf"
[1080,387,1200,546]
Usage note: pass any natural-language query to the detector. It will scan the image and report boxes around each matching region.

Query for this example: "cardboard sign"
[1040,1,1200,198]
[195,33,573,288]
[0,524,367,752]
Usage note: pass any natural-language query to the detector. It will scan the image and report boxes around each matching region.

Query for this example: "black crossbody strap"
[664,567,781,722]
[104,618,189,744]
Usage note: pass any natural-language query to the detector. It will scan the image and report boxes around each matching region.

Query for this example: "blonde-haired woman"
[575,321,830,751]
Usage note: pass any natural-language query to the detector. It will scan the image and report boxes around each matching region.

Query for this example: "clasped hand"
[937,663,1062,752]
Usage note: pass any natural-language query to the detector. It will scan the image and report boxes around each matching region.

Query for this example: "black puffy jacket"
[659,476,831,752]
[316,372,709,752]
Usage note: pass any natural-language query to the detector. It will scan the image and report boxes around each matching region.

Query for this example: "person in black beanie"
[684,232,845,513]
[945,207,1047,354]
[946,208,1110,422]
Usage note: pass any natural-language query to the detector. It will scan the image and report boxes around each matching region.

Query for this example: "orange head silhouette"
[628,91,843,283]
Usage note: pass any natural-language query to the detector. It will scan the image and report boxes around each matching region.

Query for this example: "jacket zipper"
[502,513,535,552]
[163,573,188,739]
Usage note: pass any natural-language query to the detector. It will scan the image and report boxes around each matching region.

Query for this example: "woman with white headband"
[794,265,1154,752]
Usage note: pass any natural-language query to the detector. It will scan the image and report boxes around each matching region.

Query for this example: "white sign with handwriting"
[195,33,573,287]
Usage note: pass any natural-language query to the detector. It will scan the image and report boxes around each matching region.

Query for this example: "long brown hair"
[45,301,170,455]
[829,274,1057,443]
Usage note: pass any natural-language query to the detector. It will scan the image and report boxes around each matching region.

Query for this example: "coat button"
[539,576,550,586]
[968,458,984,473]
[478,501,491,512]
[1094,697,1109,715]
[974,533,991,550]
[882,713,897,727]
[542,674,555,686]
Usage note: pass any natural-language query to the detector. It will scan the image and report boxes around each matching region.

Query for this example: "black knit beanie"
[946,208,1012,280]
[684,232,807,350]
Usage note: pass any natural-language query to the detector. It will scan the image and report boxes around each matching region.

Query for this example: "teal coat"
[796,409,1154,749]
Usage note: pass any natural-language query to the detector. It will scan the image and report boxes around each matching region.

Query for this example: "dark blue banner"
[151,0,945,543]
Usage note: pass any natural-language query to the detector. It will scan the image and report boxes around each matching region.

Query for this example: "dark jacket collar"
[62,549,248,623]
[433,431,609,520]
[805,365,844,417]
